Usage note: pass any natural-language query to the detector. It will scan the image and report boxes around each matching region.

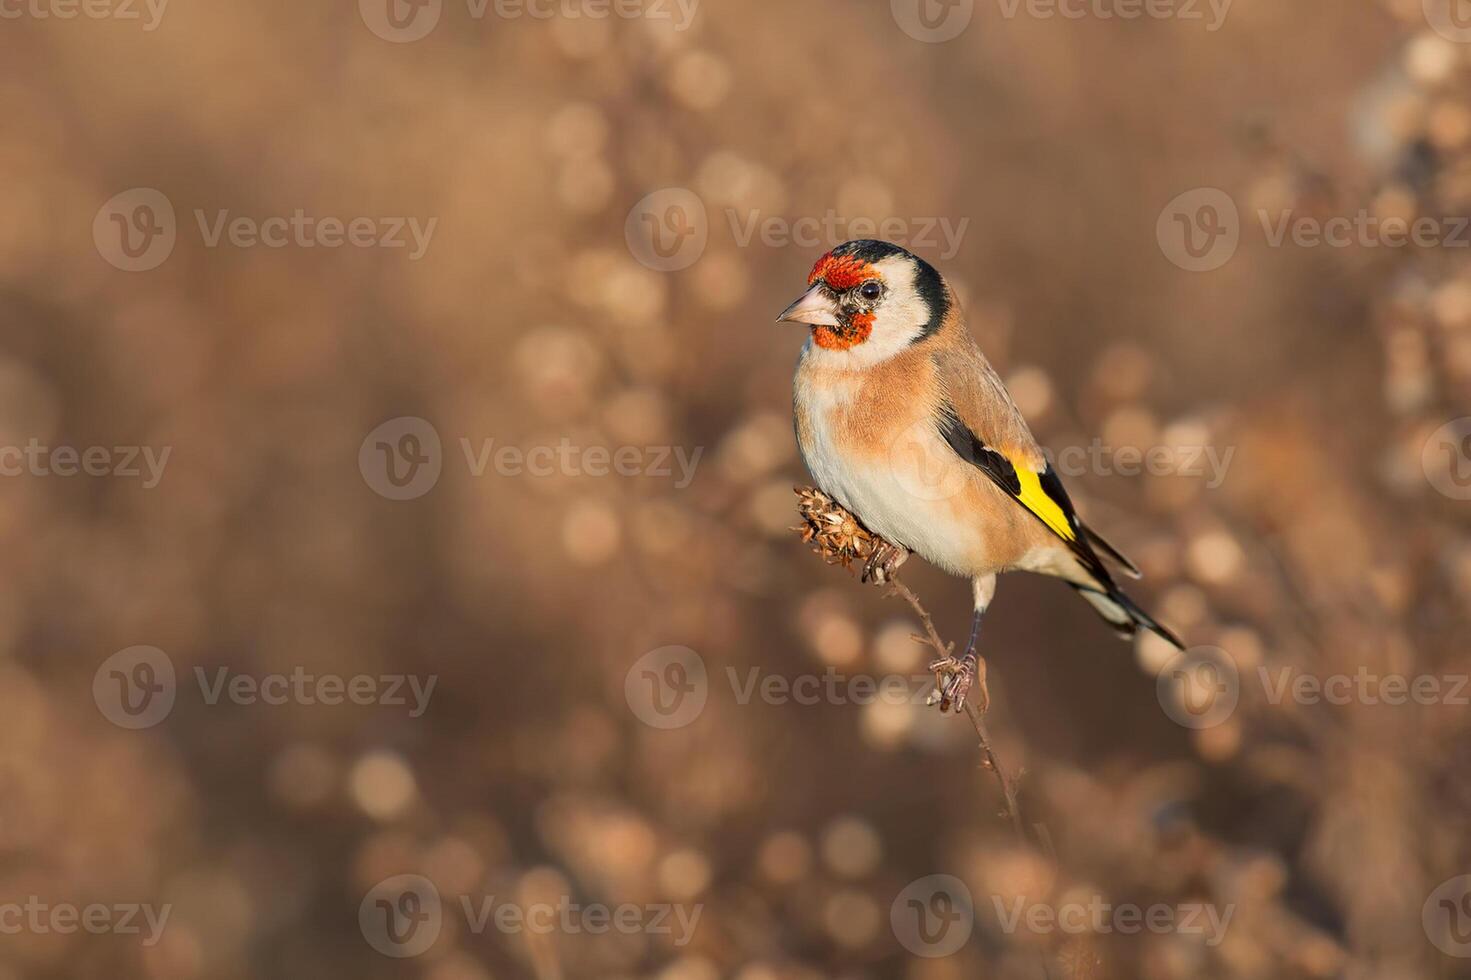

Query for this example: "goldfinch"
[779,240,1183,710]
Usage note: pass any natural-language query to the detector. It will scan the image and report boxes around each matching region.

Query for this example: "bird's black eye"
[859,281,882,301]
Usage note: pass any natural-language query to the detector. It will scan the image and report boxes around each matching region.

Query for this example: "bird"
[778,239,1183,711]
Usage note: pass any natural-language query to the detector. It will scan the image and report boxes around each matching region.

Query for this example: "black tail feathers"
[1070,584,1184,650]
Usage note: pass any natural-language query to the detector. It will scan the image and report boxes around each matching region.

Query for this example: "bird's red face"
[777,240,950,366]
[803,253,883,350]
[777,249,887,350]
[807,251,880,291]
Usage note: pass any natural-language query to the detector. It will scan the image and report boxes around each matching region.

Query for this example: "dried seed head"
[793,486,878,570]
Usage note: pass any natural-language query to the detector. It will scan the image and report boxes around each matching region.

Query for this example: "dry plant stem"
[794,482,1050,979]
[886,578,1051,980]
[959,701,1028,845]
[793,488,1031,848]
[884,578,1027,844]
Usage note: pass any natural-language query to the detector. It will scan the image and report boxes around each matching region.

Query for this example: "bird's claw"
[929,650,989,714]
[861,539,909,585]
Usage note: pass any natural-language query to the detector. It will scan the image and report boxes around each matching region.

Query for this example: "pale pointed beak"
[775,284,840,327]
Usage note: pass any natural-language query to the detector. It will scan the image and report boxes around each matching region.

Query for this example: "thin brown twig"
[885,575,1055,980]
[792,486,1031,843]
[884,578,1027,844]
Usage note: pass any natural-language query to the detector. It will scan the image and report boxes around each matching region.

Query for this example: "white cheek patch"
[807,256,928,370]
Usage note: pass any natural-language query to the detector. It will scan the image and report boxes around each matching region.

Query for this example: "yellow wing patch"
[933,404,1081,547]
[1012,465,1077,543]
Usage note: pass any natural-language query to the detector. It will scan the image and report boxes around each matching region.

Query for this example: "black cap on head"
[827,239,913,264]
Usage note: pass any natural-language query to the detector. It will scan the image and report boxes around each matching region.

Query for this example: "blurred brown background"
[2,0,1470,977]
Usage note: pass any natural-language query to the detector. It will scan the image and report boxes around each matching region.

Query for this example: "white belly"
[796,379,987,577]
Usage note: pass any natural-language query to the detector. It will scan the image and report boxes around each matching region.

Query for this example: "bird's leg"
[930,575,996,713]
[930,608,986,712]
[861,538,910,585]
